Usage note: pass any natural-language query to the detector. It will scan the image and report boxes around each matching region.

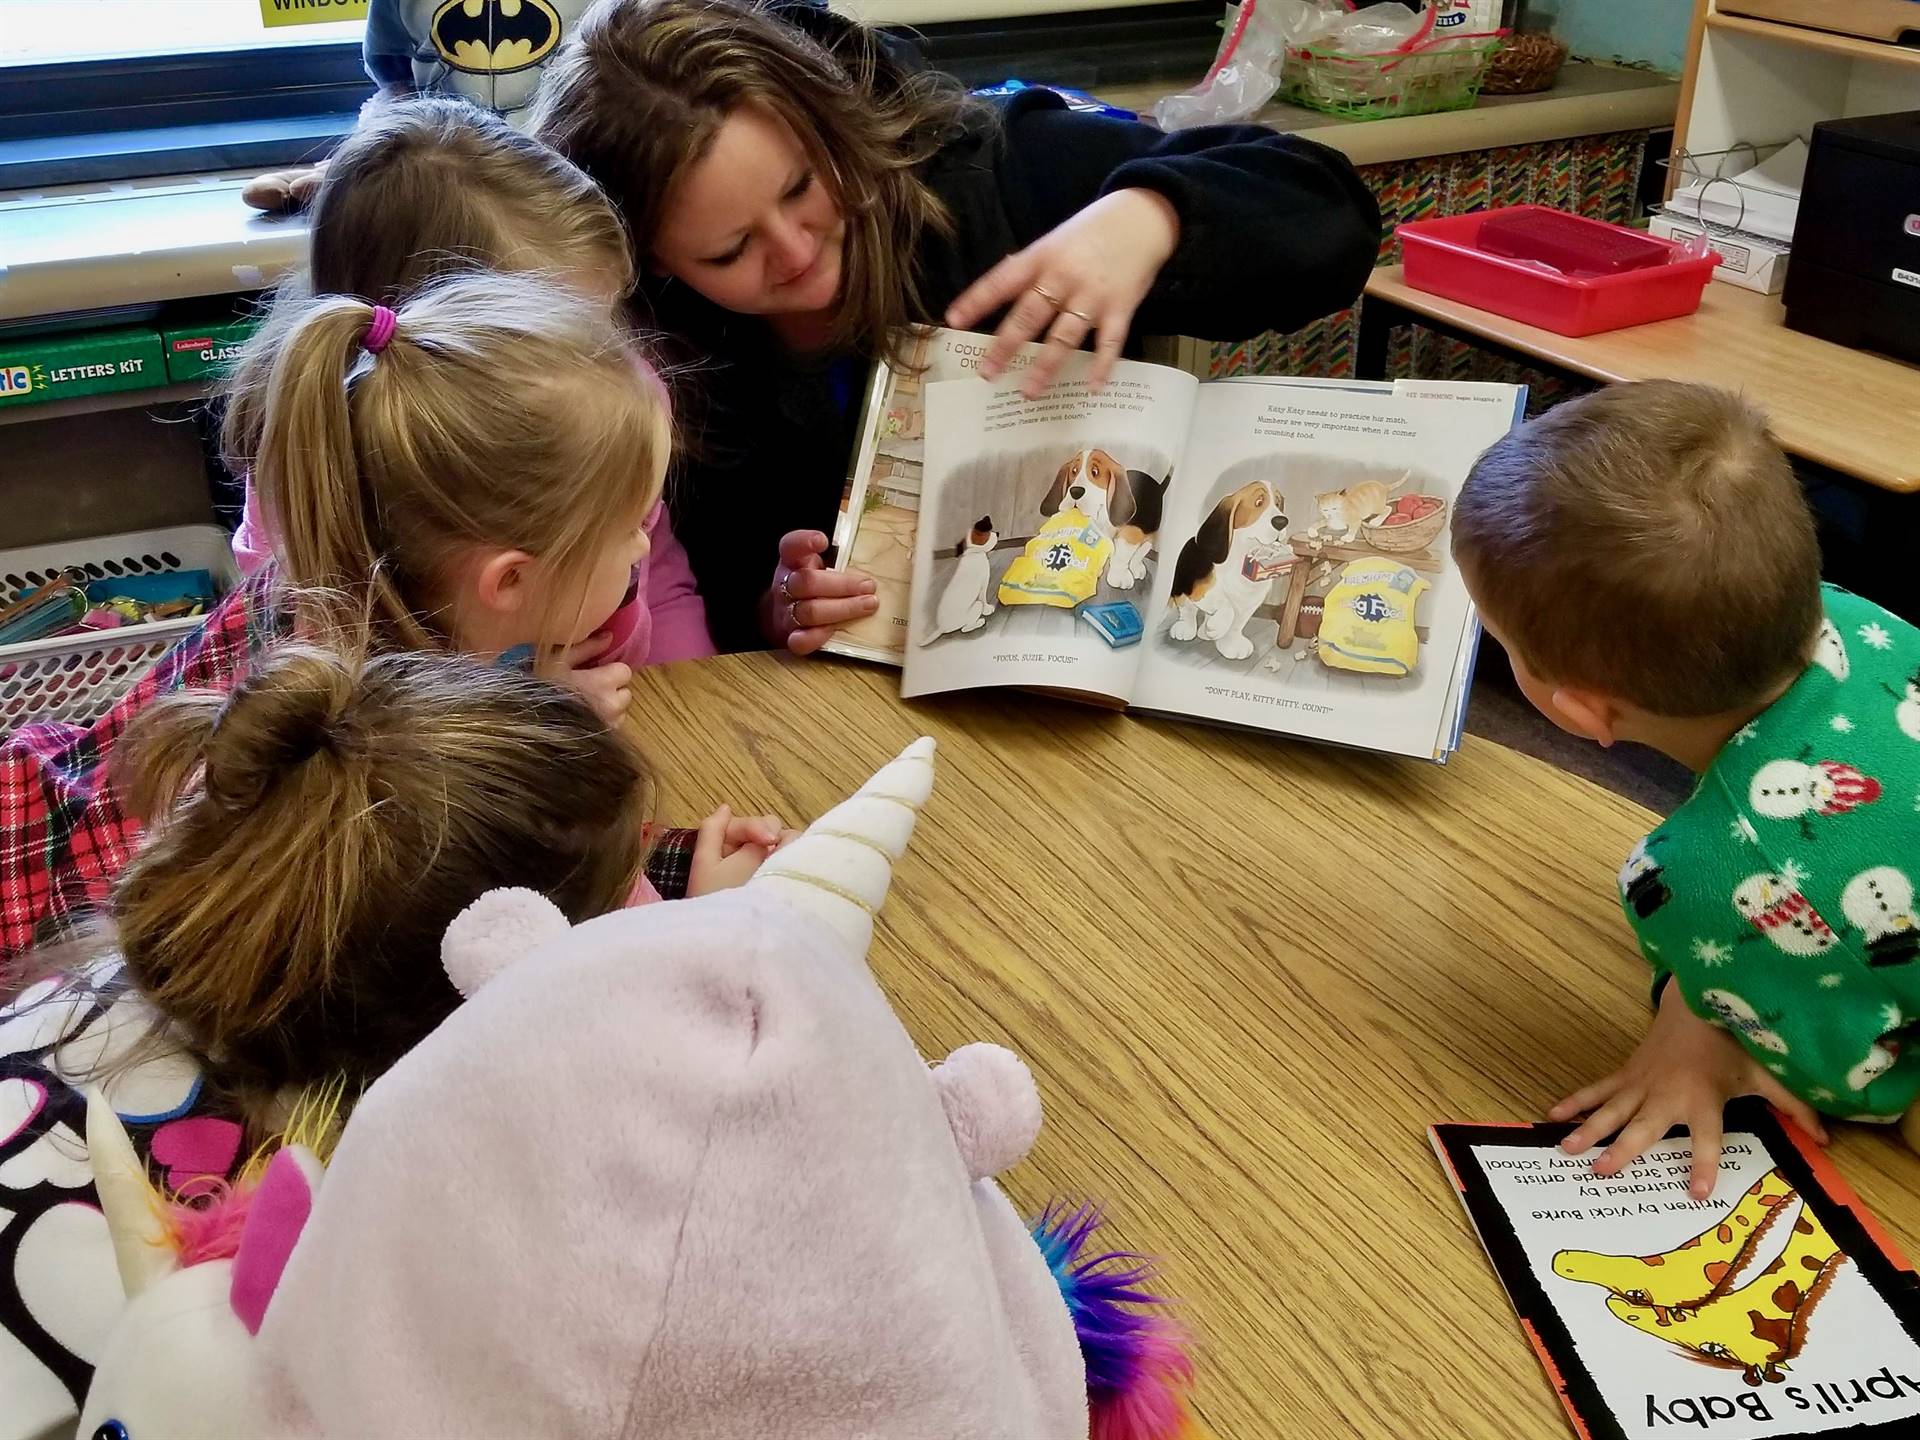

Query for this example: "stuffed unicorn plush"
[78,739,1202,1440]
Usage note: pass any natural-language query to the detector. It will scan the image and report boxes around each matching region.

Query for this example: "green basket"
[1281,37,1503,120]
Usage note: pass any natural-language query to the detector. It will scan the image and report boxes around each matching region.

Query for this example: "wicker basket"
[1480,33,1568,95]
[1360,497,1448,554]
[1280,36,1502,120]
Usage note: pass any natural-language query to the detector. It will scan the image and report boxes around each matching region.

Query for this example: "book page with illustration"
[900,355,1199,703]
[826,329,1040,664]
[1130,383,1522,760]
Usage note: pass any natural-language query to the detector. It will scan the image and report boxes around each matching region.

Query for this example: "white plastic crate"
[0,525,240,734]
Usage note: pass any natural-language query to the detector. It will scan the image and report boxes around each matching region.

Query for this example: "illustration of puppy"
[1040,448,1168,591]
[919,516,998,645]
[1168,482,1290,661]
[1310,471,1407,542]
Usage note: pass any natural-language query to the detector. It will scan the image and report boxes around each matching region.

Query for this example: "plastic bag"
[1154,0,1331,131]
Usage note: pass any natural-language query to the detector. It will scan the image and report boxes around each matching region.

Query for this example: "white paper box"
[1651,213,1790,295]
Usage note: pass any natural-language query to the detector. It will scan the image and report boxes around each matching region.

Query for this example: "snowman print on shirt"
[1882,668,1920,743]
[1618,835,1671,919]
[1699,988,1790,1053]
[1813,617,1850,682]
[1847,1037,1900,1092]
[1840,865,1920,967]
[1732,863,1839,957]
[1749,746,1883,839]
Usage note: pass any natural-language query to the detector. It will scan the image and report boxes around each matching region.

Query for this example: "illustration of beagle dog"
[1039,448,1168,592]
[1168,482,1291,661]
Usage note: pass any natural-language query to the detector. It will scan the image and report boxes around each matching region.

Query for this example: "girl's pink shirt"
[231,481,715,667]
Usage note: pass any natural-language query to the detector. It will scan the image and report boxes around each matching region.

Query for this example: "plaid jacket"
[1,571,693,965]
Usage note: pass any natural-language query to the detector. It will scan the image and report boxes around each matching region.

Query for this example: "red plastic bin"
[1397,206,1720,337]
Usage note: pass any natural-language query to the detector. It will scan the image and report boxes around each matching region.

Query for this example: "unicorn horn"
[748,736,935,952]
[85,1090,177,1297]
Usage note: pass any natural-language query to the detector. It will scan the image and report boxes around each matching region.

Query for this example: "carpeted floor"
[1463,642,1693,817]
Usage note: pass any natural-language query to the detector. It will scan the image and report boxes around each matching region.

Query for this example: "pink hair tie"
[363,305,398,356]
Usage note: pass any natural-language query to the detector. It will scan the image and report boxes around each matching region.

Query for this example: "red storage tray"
[1397,206,1720,337]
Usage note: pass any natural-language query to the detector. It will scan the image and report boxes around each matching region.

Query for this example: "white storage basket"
[0,525,241,734]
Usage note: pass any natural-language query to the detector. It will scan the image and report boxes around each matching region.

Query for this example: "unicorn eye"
[93,1424,130,1440]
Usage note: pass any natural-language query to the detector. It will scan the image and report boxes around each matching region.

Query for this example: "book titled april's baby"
[1433,1101,1920,1439]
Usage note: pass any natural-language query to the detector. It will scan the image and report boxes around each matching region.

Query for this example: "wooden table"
[633,654,1920,1437]
[1359,265,1920,493]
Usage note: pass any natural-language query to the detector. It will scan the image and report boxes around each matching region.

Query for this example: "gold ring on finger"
[786,601,800,631]
[1030,283,1063,307]
[1063,307,1094,323]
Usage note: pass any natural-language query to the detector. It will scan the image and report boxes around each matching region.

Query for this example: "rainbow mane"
[1030,1203,1208,1440]
[154,1077,349,1265]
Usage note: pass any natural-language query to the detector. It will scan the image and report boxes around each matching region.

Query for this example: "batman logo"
[431,0,561,75]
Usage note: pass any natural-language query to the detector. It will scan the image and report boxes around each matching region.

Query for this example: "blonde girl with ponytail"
[0,265,778,972]
[241,268,789,887]
[248,270,662,719]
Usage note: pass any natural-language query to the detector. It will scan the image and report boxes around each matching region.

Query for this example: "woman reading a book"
[532,0,1382,654]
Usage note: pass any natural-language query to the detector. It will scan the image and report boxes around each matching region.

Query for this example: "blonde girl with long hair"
[227,95,715,672]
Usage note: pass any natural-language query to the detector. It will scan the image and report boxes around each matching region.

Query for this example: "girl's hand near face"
[945,187,1180,399]
[551,637,633,724]
[765,530,878,656]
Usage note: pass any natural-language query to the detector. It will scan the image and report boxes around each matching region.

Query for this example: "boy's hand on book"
[1550,984,1828,1201]
[767,530,878,656]
[689,805,796,896]
[944,187,1180,399]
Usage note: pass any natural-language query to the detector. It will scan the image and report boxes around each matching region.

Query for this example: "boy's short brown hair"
[1453,381,1821,717]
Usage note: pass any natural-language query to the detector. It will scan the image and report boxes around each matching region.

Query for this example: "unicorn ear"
[86,1090,176,1297]
[748,737,935,953]
[443,887,572,998]
[229,1146,321,1335]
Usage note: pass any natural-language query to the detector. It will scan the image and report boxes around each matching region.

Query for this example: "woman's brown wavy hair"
[531,0,983,364]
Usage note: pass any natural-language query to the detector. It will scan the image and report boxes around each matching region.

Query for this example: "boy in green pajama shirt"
[1451,380,1920,1199]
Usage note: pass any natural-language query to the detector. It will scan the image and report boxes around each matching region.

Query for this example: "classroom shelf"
[0,381,211,428]
[1705,13,1920,69]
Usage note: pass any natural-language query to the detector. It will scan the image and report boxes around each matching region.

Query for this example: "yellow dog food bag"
[1317,558,1427,677]
[997,508,1112,609]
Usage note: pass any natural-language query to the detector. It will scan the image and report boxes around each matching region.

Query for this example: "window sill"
[0,170,309,324]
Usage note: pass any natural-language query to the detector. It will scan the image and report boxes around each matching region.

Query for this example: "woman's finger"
[1086,304,1133,391]
[984,279,1067,379]
[787,625,839,657]
[777,530,830,570]
[946,249,1039,334]
[1021,306,1095,399]
[795,594,879,631]
[789,566,876,602]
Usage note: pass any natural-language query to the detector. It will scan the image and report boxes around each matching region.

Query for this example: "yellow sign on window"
[260,0,370,27]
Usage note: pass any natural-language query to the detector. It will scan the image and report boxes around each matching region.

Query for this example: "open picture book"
[828,327,1524,762]
[1432,1103,1920,1439]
